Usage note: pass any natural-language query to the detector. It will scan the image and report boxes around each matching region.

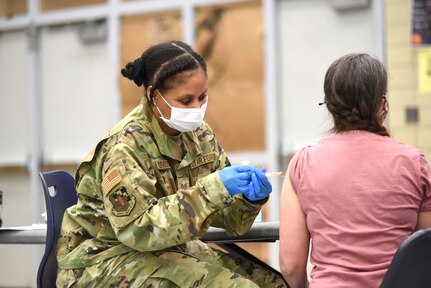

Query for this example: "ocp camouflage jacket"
[57,98,264,270]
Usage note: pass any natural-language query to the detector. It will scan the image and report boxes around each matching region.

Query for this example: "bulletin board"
[40,0,106,11]
[0,0,27,17]
[119,11,183,116]
[411,0,431,46]
[195,2,265,152]
[119,1,265,152]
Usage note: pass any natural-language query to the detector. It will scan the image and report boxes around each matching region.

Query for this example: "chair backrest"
[37,170,78,288]
[380,228,431,288]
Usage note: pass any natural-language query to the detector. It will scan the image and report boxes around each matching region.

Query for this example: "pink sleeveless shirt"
[289,130,431,288]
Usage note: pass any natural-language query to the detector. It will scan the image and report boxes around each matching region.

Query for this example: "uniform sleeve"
[200,172,265,236]
[419,153,431,211]
[202,140,264,236]
[101,143,236,251]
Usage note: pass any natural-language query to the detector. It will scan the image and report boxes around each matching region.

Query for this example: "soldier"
[56,40,288,287]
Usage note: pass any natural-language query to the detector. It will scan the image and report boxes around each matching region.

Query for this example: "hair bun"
[121,57,144,87]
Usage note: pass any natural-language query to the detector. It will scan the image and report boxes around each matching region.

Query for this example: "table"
[0,221,282,279]
[0,225,46,244]
[0,221,279,245]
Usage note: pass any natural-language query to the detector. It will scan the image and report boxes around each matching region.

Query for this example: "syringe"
[265,171,282,178]
[241,161,282,178]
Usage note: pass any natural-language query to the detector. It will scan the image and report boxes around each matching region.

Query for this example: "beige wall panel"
[386,25,411,46]
[387,47,416,68]
[418,127,431,150]
[418,93,431,105]
[386,0,409,7]
[386,105,426,129]
[385,1,410,27]
[388,90,417,102]
[388,66,416,90]
[387,96,416,115]
[417,104,431,126]
[388,105,410,128]
[390,128,418,146]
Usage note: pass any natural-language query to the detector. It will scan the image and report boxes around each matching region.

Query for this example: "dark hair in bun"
[121,40,207,102]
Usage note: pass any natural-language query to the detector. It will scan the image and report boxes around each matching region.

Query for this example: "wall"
[278,0,382,156]
[0,30,30,166]
[385,0,431,159]
[40,24,113,163]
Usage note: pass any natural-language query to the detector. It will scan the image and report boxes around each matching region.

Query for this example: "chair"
[37,170,78,288]
[380,228,431,288]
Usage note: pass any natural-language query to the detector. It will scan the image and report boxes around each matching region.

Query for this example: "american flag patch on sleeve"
[101,168,122,195]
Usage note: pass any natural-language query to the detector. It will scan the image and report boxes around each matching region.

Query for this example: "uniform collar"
[141,98,202,163]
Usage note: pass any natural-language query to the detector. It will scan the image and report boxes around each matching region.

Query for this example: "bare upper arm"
[416,211,431,230]
[279,160,310,285]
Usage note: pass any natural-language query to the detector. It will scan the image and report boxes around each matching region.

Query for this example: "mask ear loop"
[153,90,172,120]
[156,90,174,109]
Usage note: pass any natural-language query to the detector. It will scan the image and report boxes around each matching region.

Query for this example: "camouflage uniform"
[56,98,287,287]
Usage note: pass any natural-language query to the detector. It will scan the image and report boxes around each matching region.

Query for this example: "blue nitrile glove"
[218,165,253,196]
[244,167,272,201]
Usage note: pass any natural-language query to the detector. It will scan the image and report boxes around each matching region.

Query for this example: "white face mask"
[155,91,208,132]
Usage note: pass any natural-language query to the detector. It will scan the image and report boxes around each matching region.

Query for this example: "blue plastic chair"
[380,228,431,288]
[37,170,78,288]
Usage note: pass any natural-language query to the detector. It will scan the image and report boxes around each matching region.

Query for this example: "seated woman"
[279,53,431,288]
[56,40,287,287]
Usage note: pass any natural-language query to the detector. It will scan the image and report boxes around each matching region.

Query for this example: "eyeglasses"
[382,96,389,114]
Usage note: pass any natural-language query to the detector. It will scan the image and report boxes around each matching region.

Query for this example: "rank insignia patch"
[178,178,190,190]
[109,186,136,216]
